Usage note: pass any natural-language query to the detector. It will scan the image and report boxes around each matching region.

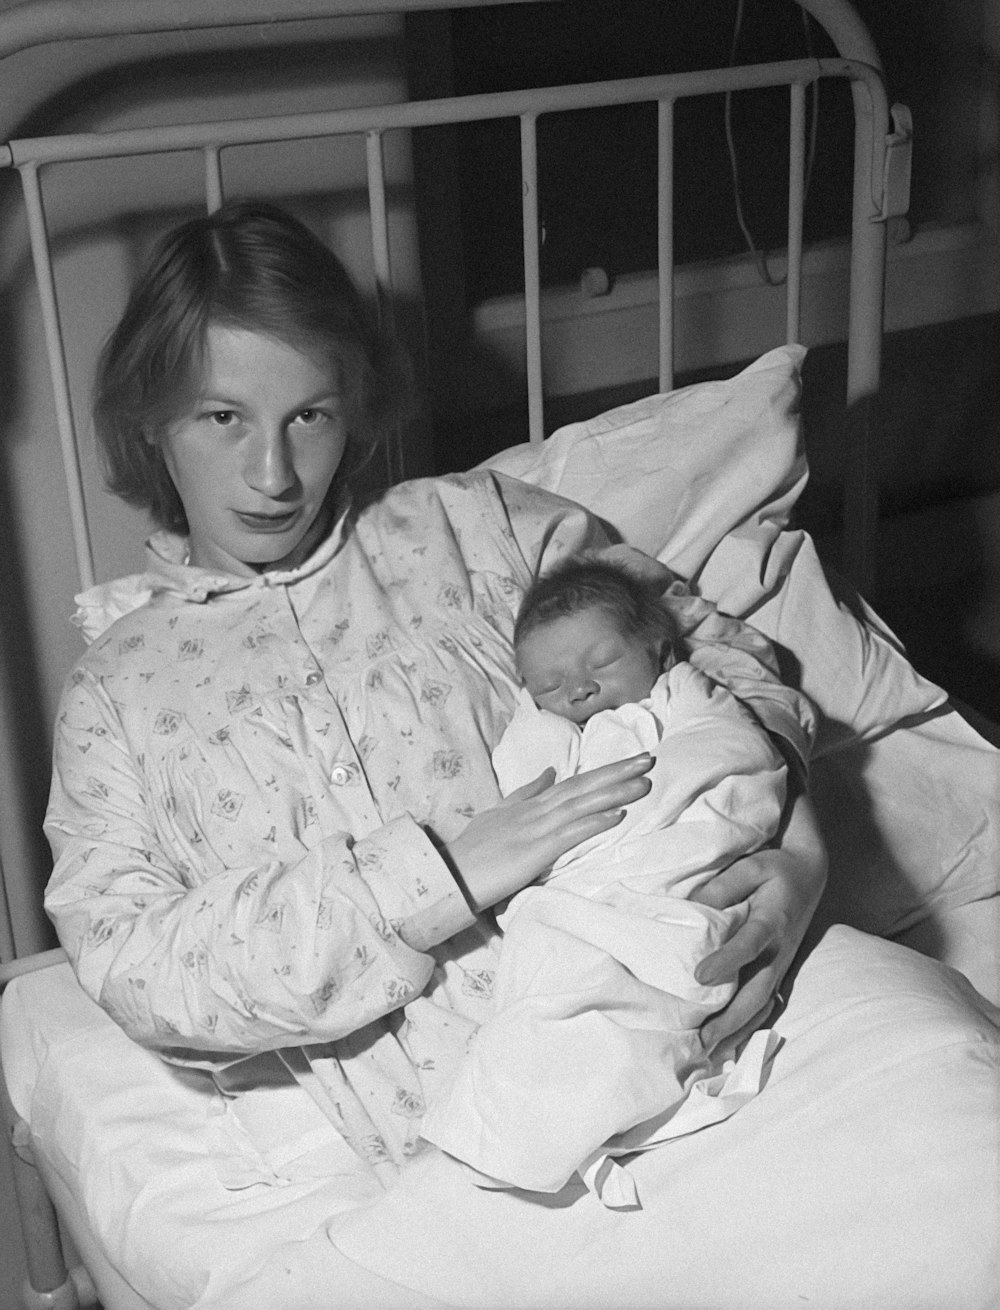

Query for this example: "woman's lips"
[235,509,299,532]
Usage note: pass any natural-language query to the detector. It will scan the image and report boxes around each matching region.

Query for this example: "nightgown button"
[330,765,350,785]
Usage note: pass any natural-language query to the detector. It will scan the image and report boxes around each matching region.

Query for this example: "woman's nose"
[244,428,296,497]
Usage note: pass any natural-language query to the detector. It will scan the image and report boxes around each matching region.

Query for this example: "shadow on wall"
[797,318,1000,727]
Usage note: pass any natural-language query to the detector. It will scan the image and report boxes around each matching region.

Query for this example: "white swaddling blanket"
[421,663,787,1204]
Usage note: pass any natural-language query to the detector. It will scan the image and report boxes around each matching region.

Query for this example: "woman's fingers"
[554,752,654,797]
[688,859,767,912]
[701,985,777,1058]
[504,767,557,802]
[694,912,772,986]
[444,754,654,911]
[700,927,783,1053]
[538,756,656,849]
[694,792,827,1054]
[514,753,653,829]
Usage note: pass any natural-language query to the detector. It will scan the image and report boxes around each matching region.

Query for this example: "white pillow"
[484,344,946,746]
[482,346,998,950]
[481,344,807,577]
[694,523,948,754]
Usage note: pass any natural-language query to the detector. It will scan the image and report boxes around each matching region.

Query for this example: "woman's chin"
[254,509,332,572]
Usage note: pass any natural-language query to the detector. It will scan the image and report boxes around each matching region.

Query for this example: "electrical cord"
[724,0,820,286]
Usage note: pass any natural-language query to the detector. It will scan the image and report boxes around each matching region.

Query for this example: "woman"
[45,200,824,1183]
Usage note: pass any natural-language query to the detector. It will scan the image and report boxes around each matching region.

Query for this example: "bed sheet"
[3,924,999,1310]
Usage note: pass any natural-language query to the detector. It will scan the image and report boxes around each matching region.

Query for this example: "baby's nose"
[569,678,600,702]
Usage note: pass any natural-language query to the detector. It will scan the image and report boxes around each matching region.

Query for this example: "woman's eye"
[206,410,237,427]
[295,408,329,427]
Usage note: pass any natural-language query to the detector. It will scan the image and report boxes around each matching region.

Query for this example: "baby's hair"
[93,200,414,534]
[514,556,680,660]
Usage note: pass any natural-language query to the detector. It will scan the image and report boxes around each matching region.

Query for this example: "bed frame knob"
[20,1263,97,1310]
[580,266,611,298]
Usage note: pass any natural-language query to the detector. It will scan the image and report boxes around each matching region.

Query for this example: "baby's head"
[513,557,679,725]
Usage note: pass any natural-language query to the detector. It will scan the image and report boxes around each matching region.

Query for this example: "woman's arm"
[44,673,482,1058]
[591,554,825,1052]
[665,586,825,1053]
[45,668,653,1059]
[690,777,828,1055]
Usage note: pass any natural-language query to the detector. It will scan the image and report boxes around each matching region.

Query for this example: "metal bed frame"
[0,2,909,1305]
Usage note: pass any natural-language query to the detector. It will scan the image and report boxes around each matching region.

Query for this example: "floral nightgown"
[45,471,812,1177]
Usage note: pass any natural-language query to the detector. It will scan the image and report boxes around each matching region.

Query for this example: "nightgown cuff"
[365,815,479,951]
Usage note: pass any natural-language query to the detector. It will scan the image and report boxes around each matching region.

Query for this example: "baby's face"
[515,607,660,725]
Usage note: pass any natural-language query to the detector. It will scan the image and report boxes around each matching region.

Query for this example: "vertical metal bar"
[366,129,402,482]
[204,146,224,212]
[520,113,544,444]
[366,129,394,319]
[843,81,887,595]
[786,82,806,343]
[656,99,675,393]
[19,163,95,592]
[0,1071,72,1303]
[0,858,15,964]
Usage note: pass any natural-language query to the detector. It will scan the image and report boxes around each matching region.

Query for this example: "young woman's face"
[159,325,348,576]
[515,606,661,725]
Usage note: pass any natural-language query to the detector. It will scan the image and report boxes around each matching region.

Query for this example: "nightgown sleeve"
[44,668,477,1059]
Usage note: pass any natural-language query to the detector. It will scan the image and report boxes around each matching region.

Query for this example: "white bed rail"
[0,0,906,933]
[3,55,902,591]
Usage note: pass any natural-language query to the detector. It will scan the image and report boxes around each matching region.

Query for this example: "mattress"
[3,924,999,1309]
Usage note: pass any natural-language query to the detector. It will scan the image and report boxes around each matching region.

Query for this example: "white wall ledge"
[467,220,1000,403]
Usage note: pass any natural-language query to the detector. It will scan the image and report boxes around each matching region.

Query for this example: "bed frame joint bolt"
[878,102,912,221]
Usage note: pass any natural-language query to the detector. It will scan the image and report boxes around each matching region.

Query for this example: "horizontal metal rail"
[3,51,892,593]
[2,55,890,586]
[1,58,890,199]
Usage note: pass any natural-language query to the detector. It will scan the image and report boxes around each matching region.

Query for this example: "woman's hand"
[442,754,654,913]
[690,787,828,1055]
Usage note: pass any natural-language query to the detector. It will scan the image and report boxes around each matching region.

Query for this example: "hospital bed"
[0,2,997,1307]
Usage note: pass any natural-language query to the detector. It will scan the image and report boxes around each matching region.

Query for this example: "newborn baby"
[422,558,791,1206]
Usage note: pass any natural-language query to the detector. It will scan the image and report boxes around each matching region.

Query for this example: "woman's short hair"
[93,200,414,534]
[514,556,680,657]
